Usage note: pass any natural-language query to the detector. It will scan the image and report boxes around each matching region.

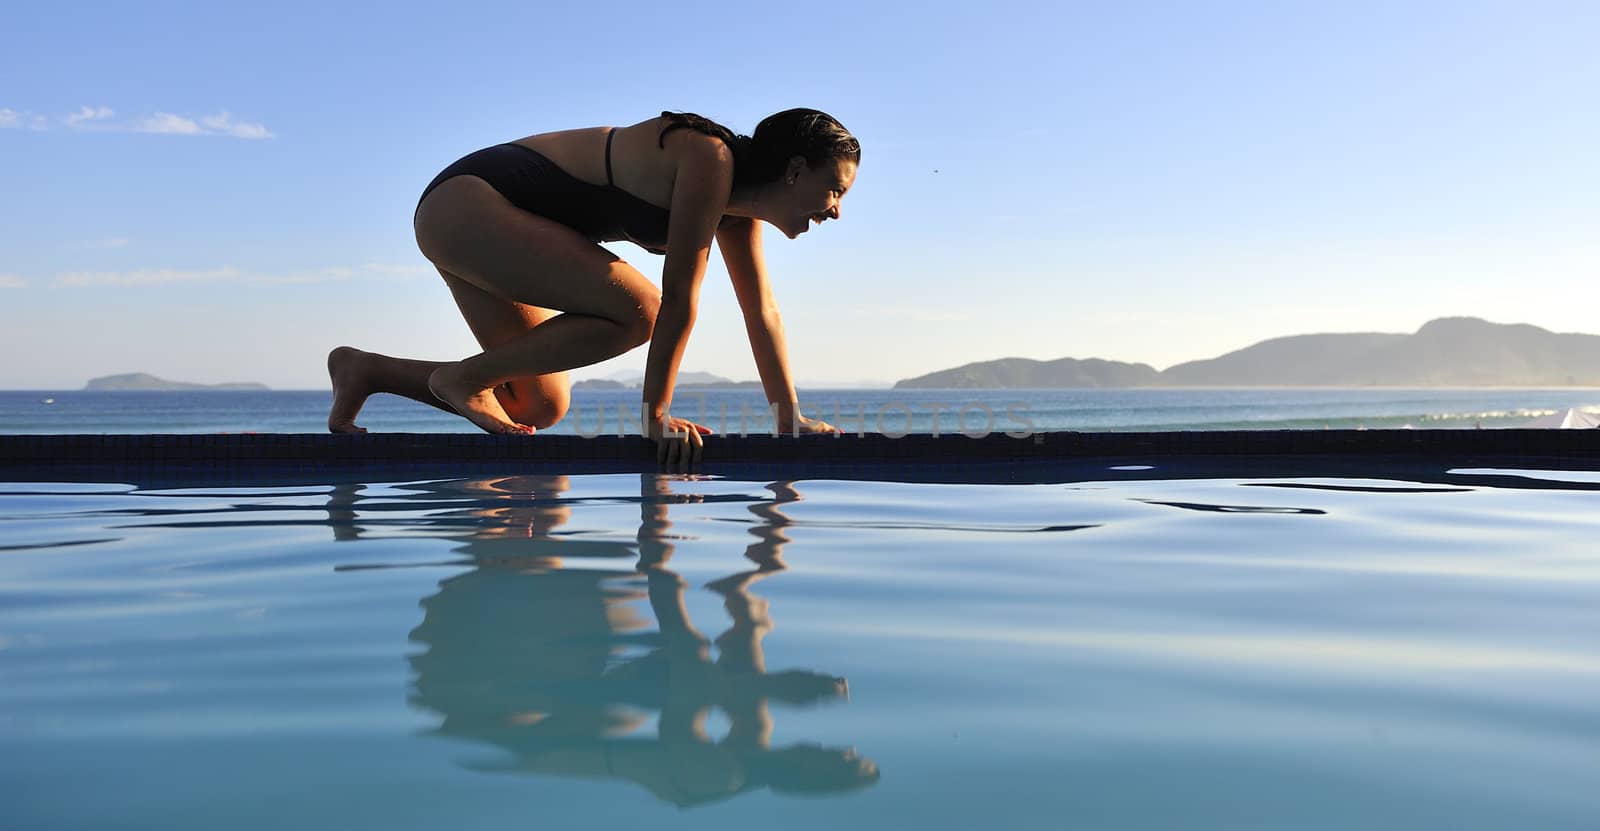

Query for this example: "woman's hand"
[650,416,713,470]
[785,415,844,436]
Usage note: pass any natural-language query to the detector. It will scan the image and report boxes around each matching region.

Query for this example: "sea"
[2,387,1598,435]
[7,388,1600,828]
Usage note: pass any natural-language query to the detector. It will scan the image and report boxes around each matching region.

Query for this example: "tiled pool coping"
[2,430,1597,486]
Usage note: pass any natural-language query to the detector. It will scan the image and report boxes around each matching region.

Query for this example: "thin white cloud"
[53,263,431,287]
[199,111,274,140]
[133,111,275,139]
[0,274,27,289]
[56,267,242,287]
[361,263,433,277]
[4,109,52,131]
[65,105,115,127]
[0,108,49,131]
[4,106,274,138]
[257,267,356,285]
[136,112,203,135]
[253,263,435,284]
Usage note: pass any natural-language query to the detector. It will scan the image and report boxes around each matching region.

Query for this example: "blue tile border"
[3,429,1599,464]
[1,430,1597,487]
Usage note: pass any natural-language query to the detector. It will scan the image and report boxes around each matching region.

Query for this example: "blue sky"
[3,1,1596,389]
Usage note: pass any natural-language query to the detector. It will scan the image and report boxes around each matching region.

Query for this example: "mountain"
[571,371,761,391]
[571,378,629,390]
[894,318,1600,388]
[1159,333,1408,386]
[676,371,739,386]
[1163,317,1600,386]
[83,373,270,391]
[894,357,1160,389]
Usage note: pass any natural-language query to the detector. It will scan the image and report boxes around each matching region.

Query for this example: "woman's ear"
[785,156,807,184]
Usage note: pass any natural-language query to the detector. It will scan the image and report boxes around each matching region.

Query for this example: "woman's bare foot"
[428,363,535,435]
[327,346,371,434]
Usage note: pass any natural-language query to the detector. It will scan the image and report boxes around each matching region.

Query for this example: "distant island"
[573,371,762,391]
[895,317,1600,388]
[84,373,270,391]
[571,378,630,390]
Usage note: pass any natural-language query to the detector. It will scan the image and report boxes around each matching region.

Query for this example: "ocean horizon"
[4,387,1598,436]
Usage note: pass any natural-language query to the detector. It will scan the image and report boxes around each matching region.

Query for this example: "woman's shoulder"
[637,115,733,156]
[633,118,735,188]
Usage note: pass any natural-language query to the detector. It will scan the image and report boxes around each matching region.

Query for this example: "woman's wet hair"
[658,109,860,189]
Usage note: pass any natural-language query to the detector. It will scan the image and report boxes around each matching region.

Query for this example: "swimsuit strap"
[605,128,616,187]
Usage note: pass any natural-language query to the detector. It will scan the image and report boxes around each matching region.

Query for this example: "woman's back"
[513,116,691,212]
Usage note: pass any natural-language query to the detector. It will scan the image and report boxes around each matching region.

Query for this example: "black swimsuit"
[415,129,672,255]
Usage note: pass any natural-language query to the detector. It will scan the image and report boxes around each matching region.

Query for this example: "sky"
[2,1,1597,389]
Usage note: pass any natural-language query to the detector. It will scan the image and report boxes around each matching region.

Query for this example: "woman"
[327,109,858,463]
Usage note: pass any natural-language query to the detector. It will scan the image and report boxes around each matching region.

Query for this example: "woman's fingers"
[655,417,706,470]
[684,418,704,467]
[795,417,842,435]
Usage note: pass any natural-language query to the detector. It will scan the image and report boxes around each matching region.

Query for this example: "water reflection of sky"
[4,469,1600,829]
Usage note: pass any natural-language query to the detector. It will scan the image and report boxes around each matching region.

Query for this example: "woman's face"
[771,156,857,239]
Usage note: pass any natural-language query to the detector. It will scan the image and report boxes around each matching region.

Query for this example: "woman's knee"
[497,376,571,429]
[591,259,660,349]
[617,288,661,349]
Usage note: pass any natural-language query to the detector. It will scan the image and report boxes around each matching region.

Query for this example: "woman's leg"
[331,174,659,434]
[414,176,660,434]
[327,274,574,433]
[327,347,450,433]
[436,272,574,429]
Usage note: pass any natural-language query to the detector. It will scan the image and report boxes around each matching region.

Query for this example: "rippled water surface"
[3,469,1599,829]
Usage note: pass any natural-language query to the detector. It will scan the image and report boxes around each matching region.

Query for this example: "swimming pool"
[3,453,1599,828]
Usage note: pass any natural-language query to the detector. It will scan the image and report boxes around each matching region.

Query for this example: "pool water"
[3,469,1599,829]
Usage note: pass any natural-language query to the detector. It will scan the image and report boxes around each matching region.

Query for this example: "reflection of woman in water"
[337,474,878,806]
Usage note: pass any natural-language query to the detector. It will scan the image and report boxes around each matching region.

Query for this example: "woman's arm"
[641,133,735,425]
[715,217,826,432]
